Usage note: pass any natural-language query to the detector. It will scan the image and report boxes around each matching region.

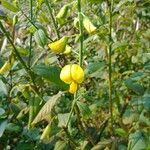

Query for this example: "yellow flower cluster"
[60,64,84,94]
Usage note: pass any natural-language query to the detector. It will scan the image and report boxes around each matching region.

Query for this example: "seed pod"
[56,4,69,19]
[48,36,68,53]
[82,14,96,33]
[34,29,47,48]
[63,45,71,54]
[40,124,51,142]
[73,18,79,29]
[13,15,18,26]
[0,54,14,74]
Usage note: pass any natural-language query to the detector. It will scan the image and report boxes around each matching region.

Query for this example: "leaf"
[54,140,68,150]
[142,95,150,110]
[0,80,8,96]
[0,119,7,137]
[16,142,34,150]
[128,130,147,150]
[17,47,29,56]
[58,113,70,127]
[115,128,127,137]
[112,41,128,51]
[32,64,68,89]
[85,62,105,77]
[91,140,112,150]
[1,0,19,12]
[34,29,47,47]
[124,79,144,95]
[0,108,5,116]
[22,128,40,141]
[6,123,21,133]
[32,92,62,125]
[77,101,91,119]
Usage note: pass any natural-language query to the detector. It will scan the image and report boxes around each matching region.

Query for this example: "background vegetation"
[0,0,150,149]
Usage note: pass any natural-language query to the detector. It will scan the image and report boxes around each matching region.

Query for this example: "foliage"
[0,0,150,149]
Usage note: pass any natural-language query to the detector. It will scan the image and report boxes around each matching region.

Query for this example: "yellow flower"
[48,36,68,53]
[60,64,84,94]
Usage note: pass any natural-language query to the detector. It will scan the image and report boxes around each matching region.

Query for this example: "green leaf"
[6,123,21,133]
[1,0,19,12]
[128,130,147,150]
[115,128,127,137]
[34,29,47,47]
[0,119,7,137]
[32,92,62,125]
[85,62,105,77]
[112,41,128,52]
[91,140,112,150]
[32,64,68,89]
[0,108,5,116]
[17,47,29,56]
[54,140,68,150]
[16,142,34,150]
[124,79,144,95]
[58,113,70,127]
[77,101,91,119]
[0,80,8,96]
[142,95,150,110]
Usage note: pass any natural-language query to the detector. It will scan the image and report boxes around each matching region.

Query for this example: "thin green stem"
[45,0,60,39]
[28,0,33,68]
[108,0,113,130]
[66,93,78,127]
[77,0,84,67]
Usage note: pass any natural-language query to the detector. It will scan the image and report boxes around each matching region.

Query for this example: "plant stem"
[28,0,33,68]
[108,0,113,130]
[77,0,84,67]
[66,93,78,127]
[45,0,60,39]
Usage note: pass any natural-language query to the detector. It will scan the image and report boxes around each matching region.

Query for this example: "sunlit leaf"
[32,92,62,125]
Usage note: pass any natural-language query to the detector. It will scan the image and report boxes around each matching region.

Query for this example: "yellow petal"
[48,36,68,53]
[60,64,72,84]
[69,82,78,94]
[71,64,84,83]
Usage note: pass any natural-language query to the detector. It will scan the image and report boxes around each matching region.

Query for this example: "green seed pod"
[13,15,18,26]
[56,4,69,19]
[34,29,47,48]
